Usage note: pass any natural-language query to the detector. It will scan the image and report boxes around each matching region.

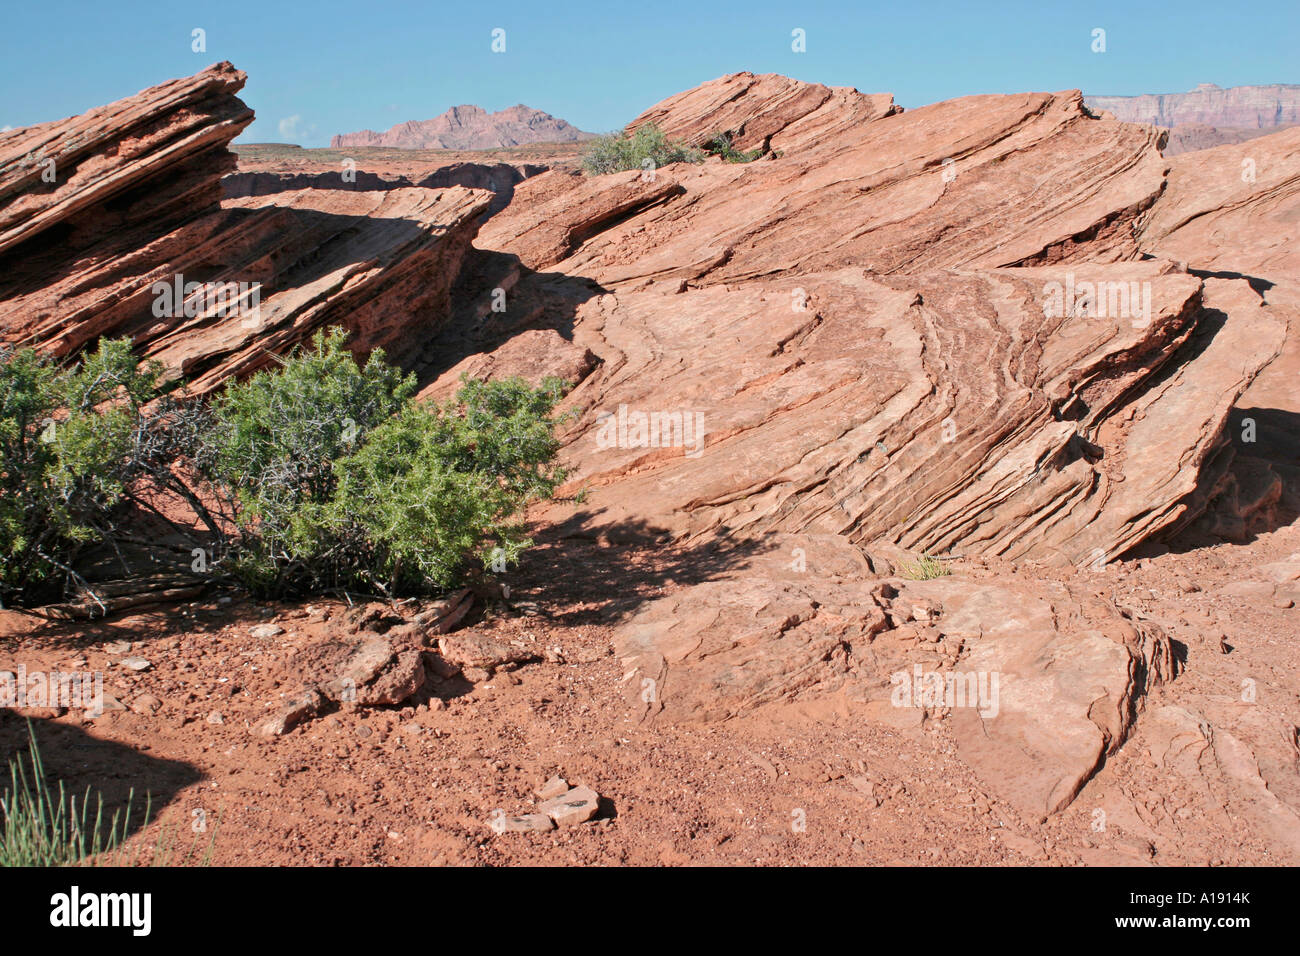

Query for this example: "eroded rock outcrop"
[0,62,253,258]
[1138,125,1300,281]
[530,264,1281,567]
[482,83,1169,283]
[412,73,1299,807]
[222,160,547,218]
[627,71,901,153]
[0,64,493,391]
[430,73,1293,570]
[1136,127,1300,538]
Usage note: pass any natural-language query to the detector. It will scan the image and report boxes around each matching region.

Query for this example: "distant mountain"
[1085,83,1300,155]
[331,104,594,150]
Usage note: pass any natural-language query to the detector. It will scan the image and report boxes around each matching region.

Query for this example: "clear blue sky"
[2,0,1296,146]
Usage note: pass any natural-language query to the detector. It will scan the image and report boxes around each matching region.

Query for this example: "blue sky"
[2,0,1296,146]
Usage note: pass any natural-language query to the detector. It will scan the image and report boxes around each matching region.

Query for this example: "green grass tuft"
[0,723,147,867]
[898,554,951,580]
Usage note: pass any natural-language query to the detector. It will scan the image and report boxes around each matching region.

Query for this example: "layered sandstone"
[0,64,493,391]
[221,160,546,218]
[7,65,1300,824]
[1086,83,1300,130]
[613,532,1173,819]
[445,74,1289,570]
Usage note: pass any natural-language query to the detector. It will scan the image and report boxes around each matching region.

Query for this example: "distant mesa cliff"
[1086,83,1300,154]
[331,104,594,150]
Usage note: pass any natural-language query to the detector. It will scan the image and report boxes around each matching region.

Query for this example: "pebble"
[129,694,162,715]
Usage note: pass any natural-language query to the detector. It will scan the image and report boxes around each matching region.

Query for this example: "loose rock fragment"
[490,812,556,834]
[259,688,323,736]
[538,786,601,827]
[438,631,536,673]
[536,775,570,800]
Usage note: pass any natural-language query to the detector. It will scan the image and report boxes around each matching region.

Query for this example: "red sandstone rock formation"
[0,63,493,391]
[6,65,1300,824]
[447,74,1289,572]
[221,161,547,218]
[411,74,1300,813]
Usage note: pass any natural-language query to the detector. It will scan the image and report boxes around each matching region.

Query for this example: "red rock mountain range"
[330,103,593,150]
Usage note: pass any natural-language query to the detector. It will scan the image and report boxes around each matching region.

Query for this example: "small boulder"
[360,649,427,706]
[439,631,536,673]
[129,694,162,715]
[538,785,601,827]
[536,775,570,800]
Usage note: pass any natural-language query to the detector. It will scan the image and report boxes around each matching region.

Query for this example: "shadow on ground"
[0,712,203,856]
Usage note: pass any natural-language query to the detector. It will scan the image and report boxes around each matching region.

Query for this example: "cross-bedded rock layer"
[0,63,492,390]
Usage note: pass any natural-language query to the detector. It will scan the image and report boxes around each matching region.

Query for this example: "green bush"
[0,328,567,604]
[581,122,706,175]
[0,340,163,605]
[195,327,415,593]
[332,375,567,593]
[198,329,567,597]
[704,131,764,164]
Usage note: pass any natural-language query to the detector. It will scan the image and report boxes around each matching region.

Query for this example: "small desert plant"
[898,553,951,580]
[0,725,146,867]
[704,131,763,163]
[581,122,706,175]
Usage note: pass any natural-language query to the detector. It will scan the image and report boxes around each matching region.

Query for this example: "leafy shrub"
[0,340,163,605]
[332,375,567,593]
[198,329,567,597]
[581,122,705,175]
[704,131,764,163]
[195,327,415,593]
[0,328,568,604]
